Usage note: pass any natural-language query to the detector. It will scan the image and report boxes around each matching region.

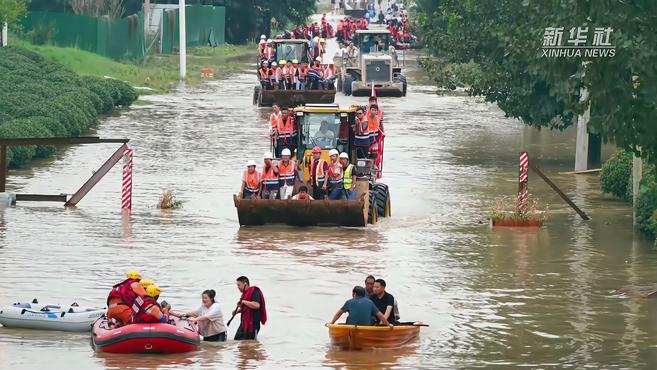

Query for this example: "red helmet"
[312,146,322,153]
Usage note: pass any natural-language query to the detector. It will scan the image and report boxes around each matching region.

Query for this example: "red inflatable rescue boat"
[91,316,200,353]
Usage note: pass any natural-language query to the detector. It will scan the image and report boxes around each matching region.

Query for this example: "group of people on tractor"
[257,57,336,91]
[240,97,385,202]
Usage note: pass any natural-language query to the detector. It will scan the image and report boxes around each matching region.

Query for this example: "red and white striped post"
[121,148,133,209]
[518,152,529,214]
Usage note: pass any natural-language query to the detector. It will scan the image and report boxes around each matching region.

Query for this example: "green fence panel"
[22,11,145,61]
[160,5,226,54]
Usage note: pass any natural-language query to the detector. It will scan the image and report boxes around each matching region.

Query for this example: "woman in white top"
[172,289,227,342]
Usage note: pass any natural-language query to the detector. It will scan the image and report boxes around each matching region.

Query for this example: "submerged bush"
[600,150,633,203]
[0,46,139,168]
[635,166,657,246]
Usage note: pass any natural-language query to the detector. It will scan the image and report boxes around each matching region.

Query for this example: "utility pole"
[144,0,151,38]
[179,0,186,80]
[633,153,643,224]
[1,22,7,47]
[574,86,591,172]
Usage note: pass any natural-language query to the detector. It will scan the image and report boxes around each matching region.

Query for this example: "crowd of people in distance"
[329,275,401,327]
[106,272,267,341]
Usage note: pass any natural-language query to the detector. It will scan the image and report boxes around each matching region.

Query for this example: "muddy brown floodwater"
[1,19,657,370]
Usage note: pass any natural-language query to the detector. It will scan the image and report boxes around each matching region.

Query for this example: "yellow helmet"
[279,60,287,65]
[139,278,154,288]
[126,271,141,280]
[320,38,325,43]
[292,59,299,64]
[146,285,161,298]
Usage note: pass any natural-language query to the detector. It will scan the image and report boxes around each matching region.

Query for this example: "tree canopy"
[416,0,657,163]
[0,0,27,23]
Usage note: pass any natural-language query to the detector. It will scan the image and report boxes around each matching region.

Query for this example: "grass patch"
[13,39,254,93]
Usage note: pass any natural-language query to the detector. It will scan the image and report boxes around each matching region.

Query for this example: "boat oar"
[396,321,430,327]
[226,301,242,327]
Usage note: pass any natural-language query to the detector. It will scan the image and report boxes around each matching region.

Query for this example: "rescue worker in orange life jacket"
[275,109,296,157]
[367,96,385,137]
[260,152,280,199]
[327,149,344,200]
[259,60,272,90]
[241,160,261,199]
[133,285,170,324]
[310,146,329,200]
[106,271,147,327]
[278,148,302,200]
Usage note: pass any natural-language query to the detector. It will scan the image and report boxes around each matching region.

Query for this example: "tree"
[0,0,27,24]
[416,0,657,164]
[0,0,26,46]
[69,0,124,19]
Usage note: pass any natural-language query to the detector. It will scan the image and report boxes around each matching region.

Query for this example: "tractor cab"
[273,39,310,64]
[293,104,375,183]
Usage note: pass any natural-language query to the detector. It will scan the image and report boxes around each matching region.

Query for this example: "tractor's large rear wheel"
[374,183,391,218]
[368,189,378,224]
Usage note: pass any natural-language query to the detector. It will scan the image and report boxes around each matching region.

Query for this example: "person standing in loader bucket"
[241,160,261,199]
[278,148,302,200]
[260,152,280,199]
[340,152,357,200]
[310,146,329,200]
[327,149,344,200]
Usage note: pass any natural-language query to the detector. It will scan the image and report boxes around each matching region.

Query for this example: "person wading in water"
[233,276,267,340]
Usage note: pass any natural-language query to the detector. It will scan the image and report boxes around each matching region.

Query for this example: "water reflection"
[324,344,418,370]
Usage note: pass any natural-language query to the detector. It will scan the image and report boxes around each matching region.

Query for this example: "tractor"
[337,27,407,97]
[253,39,336,107]
[234,104,391,227]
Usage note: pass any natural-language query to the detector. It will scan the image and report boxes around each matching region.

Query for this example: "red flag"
[371,82,376,97]
[376,133,384,179]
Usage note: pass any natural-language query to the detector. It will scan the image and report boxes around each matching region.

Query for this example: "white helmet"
[329,149,339,157]
[271,61,278,66]
[260,34,266,39]
[281,148,291,156]
[246,160,257,167]
[267,38,273,43]
[339,152,349,159]
[259,39,265,45]
[315,56,323,62]
[263,152,274,160]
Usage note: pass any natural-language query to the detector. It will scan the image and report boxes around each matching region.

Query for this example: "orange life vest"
[278,160,297,186]
[323,65,335,79]
[313,159,326,186]
[243,170,261,192]
[367,114,380,136]
[354,117,371,144]
[328,161,343,185]
[277,115,295,139]
[264,46,275,59]
[260,68,270,79]
[270,112,282,128]
[262,165,279,188]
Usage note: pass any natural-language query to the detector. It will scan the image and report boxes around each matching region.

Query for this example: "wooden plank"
[65,143,129,207]
[16,194,68,202]
[558,168,602,175]
[530,163,590,220]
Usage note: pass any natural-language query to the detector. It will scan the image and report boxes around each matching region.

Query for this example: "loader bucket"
[259,89,336,107]
[233,195,367,227]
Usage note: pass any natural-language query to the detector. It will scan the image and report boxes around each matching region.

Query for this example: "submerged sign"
[541,27,615,58]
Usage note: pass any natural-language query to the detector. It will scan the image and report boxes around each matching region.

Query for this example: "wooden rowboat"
[327,324,422,350]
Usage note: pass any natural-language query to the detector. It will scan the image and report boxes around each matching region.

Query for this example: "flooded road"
[2,28,657,370]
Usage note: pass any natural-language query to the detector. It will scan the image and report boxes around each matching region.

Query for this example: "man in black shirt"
[369,278,397,324]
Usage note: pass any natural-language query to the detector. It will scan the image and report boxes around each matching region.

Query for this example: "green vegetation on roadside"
[14,39,254,93]
[415,1,657,165]
[600,151,657,245]
[0,46,138,168]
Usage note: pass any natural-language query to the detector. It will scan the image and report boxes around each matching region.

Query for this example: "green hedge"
[635,166,657,246]
[0,46,138,168]
[600,151,657,245]
[600,150,633,203]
